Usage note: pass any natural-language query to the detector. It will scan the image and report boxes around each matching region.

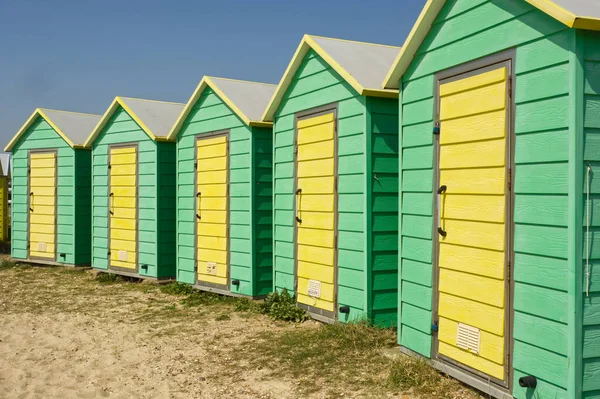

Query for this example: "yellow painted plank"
[197,223,227,238]
[440,67,506,97]
[297,226,335,248]
[198,248,227,264]
[297,177,335,194]
[30,247,55,259]
[112,197,136,208]
[30,167,56,177]
[440,167,506,195]
[297,158,334,178]
[29,214,55,226]
[297,212,334,230]
[197,235,227,251]
[297,194,335,212]
[440,138,506,169]
[197,142,227,159]
[109,250,137,263]
[197,274,228,286]
[110,239,136,252]
[440,219,505,251]
[198,196,227,211]
[111,207,137,220]
[110,153,137,165]
[297,261,335,284]
[197,136,227,147]
[197,210,227,224]
[297,294,335,311]
[196,157,227,172]
[110,259,137,270]
[30,152,56,160]
[298,140,335,162]
[196,184,227,197]
[29,177,56,188]
[29,232,55,242]
[440,81,506,121]
[297,125,335,146]
[28,187,54,197]
[110,229,136,241]
[297,112,335,129]
[438,317,504,365]
[439,268,505,308]
[197,261,228,278]
[297,244,334,265]
[439,243,504,279]
[110,218,136,229]
[111,187,136,197]
[439,342,505,380]
[110,164,136,176]
[29,205,55,216]
[111,175,136,187]
[438,292,504,335]
[440,110,506,145]
[197,170,227,184]
[298,277,335,302]
[442,194,505,223]
[30,223,56,234]
[111,147,137,155]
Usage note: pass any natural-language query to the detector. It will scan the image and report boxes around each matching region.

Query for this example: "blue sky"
[0,0,426,148]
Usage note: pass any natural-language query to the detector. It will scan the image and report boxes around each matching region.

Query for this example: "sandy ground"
[0,264,480,399]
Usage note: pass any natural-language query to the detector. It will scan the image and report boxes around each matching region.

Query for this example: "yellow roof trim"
[5,108,78,152]
[384,0,600,89]
[84,96,160,147]
[167,76,272,140]
[262,35,362,121]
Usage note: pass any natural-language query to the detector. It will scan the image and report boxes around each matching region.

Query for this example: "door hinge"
[433,122,441,135]
[507,168,512,191]
[334,177,338,191]
[507,261,511,282]
[508,76,513,99]
[194,161,198,170]
[107,251,111,256]
[294,143,298,155]
[108,163,111,170]
[334,235,338,249]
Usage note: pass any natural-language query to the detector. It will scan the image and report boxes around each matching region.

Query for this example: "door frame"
[107,142,140,273]
[193,130,231,292]
[430,49,516,391]
[27,148,58,261]
[293,103,339,323]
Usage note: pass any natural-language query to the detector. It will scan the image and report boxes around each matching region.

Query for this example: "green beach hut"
[84,97,184,280]
[4,108,101,265]
[385,0,600,397]
[264,35,401,324]
[167,76,275,298]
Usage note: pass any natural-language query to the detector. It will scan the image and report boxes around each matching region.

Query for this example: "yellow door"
[196,135,229,287]
[109,146,137,270]
[295,112,337,314]
[28,151,56,259]
[436,65,510,381]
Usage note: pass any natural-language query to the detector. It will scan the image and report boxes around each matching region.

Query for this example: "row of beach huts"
[4,1,600,398]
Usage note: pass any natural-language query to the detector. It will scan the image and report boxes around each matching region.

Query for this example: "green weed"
[95,272,122,284]
[261,289,308,322]
[159,282,195,296]
[215,313,231,321]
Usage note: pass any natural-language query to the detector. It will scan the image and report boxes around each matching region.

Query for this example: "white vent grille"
[37,242,47,252]
[307,279,321,298]
[456,323,480,355]
[206,262,217,275]
[118,250,128,261]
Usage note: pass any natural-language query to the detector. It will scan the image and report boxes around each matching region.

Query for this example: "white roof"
[119,97,186,138]
[310,36,401,89]
[209,77,276,122]
[550,0,600,19]
[0,153,10,177]
[40,109,102,146]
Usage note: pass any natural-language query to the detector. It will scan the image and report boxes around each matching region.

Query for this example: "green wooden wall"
[74,150,92,265]
[175,88,273,297]
[367,97,399,326]
[91,107,176,278]
[398,0,576,397]
[582,29,600,399]
[11,117,91,265]
[272,48,399,324]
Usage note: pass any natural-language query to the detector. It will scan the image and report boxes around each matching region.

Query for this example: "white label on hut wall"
[37,242,47,252]
[206,262,217,276]
[307,279,321,298]
[456,323,480,355]
[118,250,128,262]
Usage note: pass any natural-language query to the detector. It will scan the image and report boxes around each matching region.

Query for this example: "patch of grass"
[215,313,230,321]
[0,259,18,270]
[179,290,234,307]
[160,282,195,296]
[95,272,122,284]
[261,289,308,322]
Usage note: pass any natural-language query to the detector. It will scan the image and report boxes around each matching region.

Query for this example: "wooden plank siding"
[398,1,574,397]
[368,97,399,326]
[10,118,81,264]
[273,49,369,322]
[74,150,92,265]
[156,142,177,278]
[582,30,600,399]
[175,88,272,297]
[91,107,172,278]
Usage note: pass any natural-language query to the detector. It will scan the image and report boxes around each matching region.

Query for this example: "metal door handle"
[196,192,201,220]
[437,185,447,237]
[295,188,302,224]
[29,192,34,212]
[109,192,114,215]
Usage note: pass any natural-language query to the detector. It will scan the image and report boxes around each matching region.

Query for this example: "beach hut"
[4,109,101,265]
[84,97,185,279]
[167,77,275,297]
[264,35,401,325]
[385,0,600,398]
